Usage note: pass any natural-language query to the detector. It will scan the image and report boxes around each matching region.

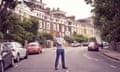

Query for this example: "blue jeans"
[55,49,66,68]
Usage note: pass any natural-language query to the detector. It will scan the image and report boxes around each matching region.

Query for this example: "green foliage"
[88,37,97,42]
[30,18,39,35]
[37,32,54,47]
[0,0,40,43]
[0,14,39,43]
[0,32,4,39]
[38,32,54,41]
[84,0,120,42]
[73,34,89,42]
[64,36,74,43]
[0,0,20,25]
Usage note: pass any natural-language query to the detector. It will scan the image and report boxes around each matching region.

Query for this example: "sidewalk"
[100,48,120,61]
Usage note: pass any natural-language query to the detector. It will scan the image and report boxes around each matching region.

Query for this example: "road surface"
[6,47,120,72]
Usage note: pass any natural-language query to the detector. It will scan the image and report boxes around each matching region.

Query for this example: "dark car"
[88,42,99,51]
[0,42,14,72]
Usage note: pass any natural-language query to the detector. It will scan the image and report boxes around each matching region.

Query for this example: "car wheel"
[96,48,99,51]
[40,50,42,53]
[0,61,4,72]
[36,51,40,54]
[88,47,91,51]
[16,54,20,62]
[10,57,14,67]
[24,52,28,59]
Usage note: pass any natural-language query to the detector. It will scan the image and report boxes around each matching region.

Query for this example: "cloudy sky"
[42,0,93,19]
[19,0,93,19]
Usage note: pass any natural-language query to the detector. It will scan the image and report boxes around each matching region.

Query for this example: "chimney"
[57,8,60,11]
[40,0,42,3]
[53,8,55,11]
[46,7,50,11]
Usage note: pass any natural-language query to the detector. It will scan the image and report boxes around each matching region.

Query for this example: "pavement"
[100,48,120,61]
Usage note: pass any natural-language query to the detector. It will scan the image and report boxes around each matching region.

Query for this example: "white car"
[71,41,80,47]
[4,42,28,62]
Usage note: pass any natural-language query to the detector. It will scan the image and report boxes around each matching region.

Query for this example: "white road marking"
[14,64,18,68]
[83,53,101,61]
[94,59,99,61]
[110,65,117,68]
[83,54,92,60]
[66,70,69,72]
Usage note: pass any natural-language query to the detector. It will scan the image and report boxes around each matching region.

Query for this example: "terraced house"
[76,17,95,38]
[13,0,95,38]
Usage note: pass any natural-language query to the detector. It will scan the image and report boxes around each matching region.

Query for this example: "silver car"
[4,42,28,62]
[0,42,14,72]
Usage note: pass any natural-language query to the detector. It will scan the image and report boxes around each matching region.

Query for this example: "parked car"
[82,42,89,46]
[88,42,99,51]
[0,42,14,72]
[71,41,80,47]
[26,42,42,54]
[3,42,28,62]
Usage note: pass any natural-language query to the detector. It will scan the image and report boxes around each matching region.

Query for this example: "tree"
[1,14,39,43]
[0,32,4,39]
[0,0,19,29]
[30,18,39,35]
[64,36,73,43]
[88,37,96,42]
[84,0,120,42]
[73,34,89,42]
[37,32,54,47]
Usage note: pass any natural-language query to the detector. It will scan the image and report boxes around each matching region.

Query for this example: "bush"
[37,32,54,48]
[64,36,74,43]
[72,34,89,42]
[88,37,97,42]
[0,32,4,39]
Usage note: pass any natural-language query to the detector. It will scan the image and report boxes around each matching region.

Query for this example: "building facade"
[13,0,95,38]
[76,17,95,38]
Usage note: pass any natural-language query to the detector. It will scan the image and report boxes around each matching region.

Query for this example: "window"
[53,24,56,30]
[62,25,64,32]
[57,24,59,31]
[39,20,42,28]
[46,23,50,30]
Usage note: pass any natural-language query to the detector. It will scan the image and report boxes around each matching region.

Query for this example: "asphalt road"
[6,47,120,72]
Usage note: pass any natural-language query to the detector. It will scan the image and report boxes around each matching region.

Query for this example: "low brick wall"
[109,42,120,52]
[116,42,120,52]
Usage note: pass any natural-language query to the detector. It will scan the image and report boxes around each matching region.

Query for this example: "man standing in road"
[54,32,68,70]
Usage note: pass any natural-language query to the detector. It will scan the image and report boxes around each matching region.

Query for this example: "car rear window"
[29,44,38,46]
[28,42,39,46]
[89,42,95,46]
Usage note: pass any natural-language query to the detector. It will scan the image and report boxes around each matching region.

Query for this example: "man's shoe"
[55,67,58,70]
[62,67,68,69]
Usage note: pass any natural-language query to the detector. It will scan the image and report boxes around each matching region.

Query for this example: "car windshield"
[3,43,13,48]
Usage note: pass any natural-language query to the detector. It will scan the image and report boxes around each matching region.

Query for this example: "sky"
[42,0,93,19]
[18,0,93,19]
